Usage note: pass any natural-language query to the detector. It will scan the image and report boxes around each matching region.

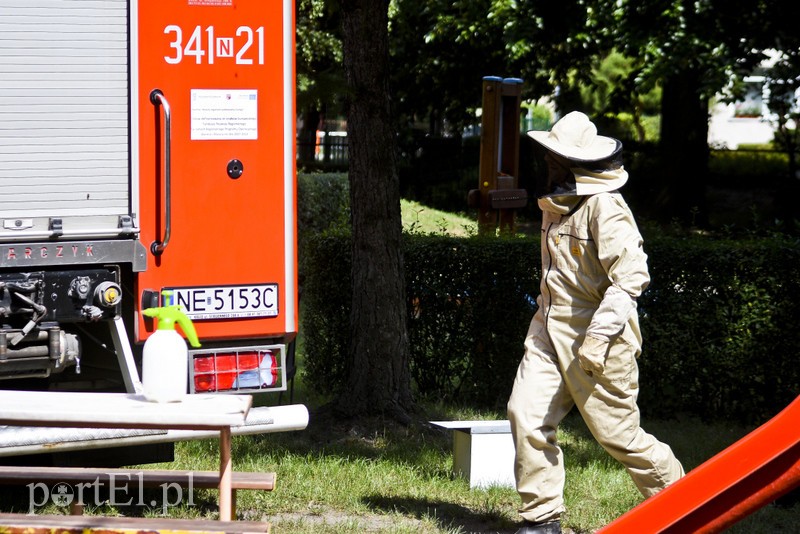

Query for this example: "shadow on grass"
[363,494,519,534]
[243,403,456,465]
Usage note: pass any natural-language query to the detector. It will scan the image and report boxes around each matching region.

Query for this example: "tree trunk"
[659,69,710,227]
[336,0,414,420]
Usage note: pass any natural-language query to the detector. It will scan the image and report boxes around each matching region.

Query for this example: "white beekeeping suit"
[507,112,685,534]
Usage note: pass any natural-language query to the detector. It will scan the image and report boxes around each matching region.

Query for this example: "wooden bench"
[0,465,275,517]
[0,512,271,533]
[0,391,256,521]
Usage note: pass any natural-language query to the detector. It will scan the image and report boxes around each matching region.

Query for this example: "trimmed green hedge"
[405,236,538,408]
[297,173,350,247]
[708,149,790,187]
[301,231,800,424]
[637,236,800,423]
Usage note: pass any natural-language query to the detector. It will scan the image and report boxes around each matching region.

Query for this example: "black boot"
[515,519,562,534]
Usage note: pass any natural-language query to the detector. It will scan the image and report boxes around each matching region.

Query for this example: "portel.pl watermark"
[27,471,195,514]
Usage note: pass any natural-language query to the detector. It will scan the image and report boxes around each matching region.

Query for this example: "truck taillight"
[191,349,281,393]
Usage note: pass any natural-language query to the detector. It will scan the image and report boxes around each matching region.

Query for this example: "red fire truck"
[0,0,305,462]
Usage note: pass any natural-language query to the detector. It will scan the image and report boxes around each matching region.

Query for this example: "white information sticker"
[190,89,258,140]
[188,0,232,5]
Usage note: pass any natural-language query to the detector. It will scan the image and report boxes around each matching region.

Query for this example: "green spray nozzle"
[143,292,200,348]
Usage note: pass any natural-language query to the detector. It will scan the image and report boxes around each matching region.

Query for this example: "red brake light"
[192,350,280,393]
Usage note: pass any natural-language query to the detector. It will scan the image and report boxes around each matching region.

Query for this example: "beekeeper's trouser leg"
[507,312,684,524]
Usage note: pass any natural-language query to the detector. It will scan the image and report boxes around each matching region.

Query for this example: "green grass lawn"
[401,200,477,237]
[193,399,799,534]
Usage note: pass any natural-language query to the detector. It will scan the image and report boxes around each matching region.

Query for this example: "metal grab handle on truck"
[149,89,171,256]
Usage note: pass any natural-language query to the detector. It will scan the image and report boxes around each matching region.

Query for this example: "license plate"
[165,284,279,320]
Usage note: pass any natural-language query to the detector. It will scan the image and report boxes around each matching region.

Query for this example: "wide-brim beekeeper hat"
[527,111,622,163]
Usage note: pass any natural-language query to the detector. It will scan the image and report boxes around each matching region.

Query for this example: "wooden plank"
[219,428,233,522]
[0,391,251,429]
[477,77,502,233]
[0,513,271,533]
[225,472,277,490]
[0,466,275,490]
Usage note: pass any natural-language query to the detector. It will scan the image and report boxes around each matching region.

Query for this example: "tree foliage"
[389,0,521,135]
[389,0,607,134]
[296,0,345,161]
[587,0,800,223]
[298,0,800,142]
[765,51,800,178]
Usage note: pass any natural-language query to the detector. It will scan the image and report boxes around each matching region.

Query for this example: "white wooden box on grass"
[431,420,515,489]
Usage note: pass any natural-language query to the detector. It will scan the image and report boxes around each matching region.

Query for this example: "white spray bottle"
[141,292,200,402]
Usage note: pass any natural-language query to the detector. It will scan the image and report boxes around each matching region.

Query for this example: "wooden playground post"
[473,76,527,235]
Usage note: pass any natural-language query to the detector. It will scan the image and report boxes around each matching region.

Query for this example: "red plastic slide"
[598,395,800,533]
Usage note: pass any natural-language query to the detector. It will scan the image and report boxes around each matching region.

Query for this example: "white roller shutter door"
[0,0,131,230]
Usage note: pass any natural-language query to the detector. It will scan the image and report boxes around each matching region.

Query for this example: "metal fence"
[297,131,349,168]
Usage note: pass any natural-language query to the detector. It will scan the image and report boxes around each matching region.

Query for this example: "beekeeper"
[507,112,685,534]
